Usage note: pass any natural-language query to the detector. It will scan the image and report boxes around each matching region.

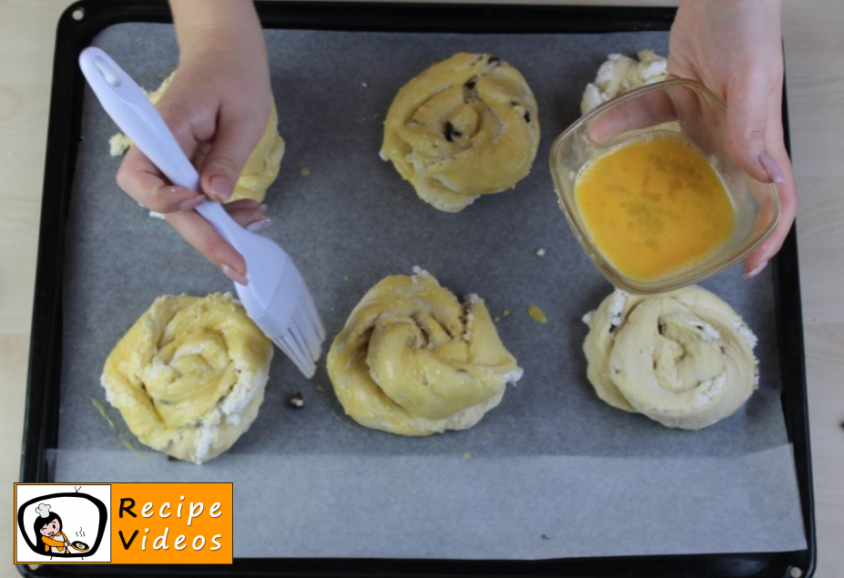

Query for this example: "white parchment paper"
[53,23,806,559]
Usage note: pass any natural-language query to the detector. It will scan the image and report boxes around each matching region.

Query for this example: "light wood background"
[1,0,841,576]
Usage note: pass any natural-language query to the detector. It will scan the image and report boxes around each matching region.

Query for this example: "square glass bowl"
[550,78,780,294]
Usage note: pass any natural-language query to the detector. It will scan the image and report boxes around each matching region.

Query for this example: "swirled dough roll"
[381,53,540,213]
[580,50,668,114]
[101,293,273,463]
[109,71,286,203]
[583,286,758,430]
[327,269,523,436]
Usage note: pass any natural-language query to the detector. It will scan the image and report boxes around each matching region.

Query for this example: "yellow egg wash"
[575,132,735,280]
[527,305,547,324]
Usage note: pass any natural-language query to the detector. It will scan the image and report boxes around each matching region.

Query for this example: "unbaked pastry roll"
[109,71,285,204]
[327,269,523,436]
[580,50,668,114]
[101,293,273,463]
[582,286,758,430]
[381,53,540,213]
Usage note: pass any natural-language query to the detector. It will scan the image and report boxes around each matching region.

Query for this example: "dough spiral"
[380,53,540,213]
[327,269,523,436]
[583,286,758,430]
[101,293,273,463]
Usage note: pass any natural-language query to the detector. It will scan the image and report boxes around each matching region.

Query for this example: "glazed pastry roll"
[381,53,540,213]
[583,286,758,430]
[101,293,273,463]
[327,269,523,436]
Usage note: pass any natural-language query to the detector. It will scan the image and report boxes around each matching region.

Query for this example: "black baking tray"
[19,0,815,576]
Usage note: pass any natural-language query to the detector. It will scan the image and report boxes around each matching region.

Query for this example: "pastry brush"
[79,47,325,378]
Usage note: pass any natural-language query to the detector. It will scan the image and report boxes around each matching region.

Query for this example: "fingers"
[199,103,270,203]
[223,198,263,211]
[585,89,676,143]
[116,146,206,213]
[743,178,797,278]
[165,210,249,285]
[727,70,784,185]
[227,202,271,231]
[164,202,270,285]
[115,94,209,213]
[742,85,796,277]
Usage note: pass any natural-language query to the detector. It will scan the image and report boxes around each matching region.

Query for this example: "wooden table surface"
[1,0,841,576]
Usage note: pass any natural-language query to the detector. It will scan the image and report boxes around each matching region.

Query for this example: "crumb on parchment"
[289,392,305,408]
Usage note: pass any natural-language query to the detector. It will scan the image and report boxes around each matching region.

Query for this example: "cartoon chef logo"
[34,503,75,554]
[15,484,111,563]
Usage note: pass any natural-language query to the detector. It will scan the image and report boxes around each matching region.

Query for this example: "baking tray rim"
[18,1,816,576]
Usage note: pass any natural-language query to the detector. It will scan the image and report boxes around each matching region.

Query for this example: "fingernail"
[744,261,768,280]
[257,204,268,213]
[758,152,785,184]
[209,175,232,202]
[246,218,272,232]
[178,196,206,211]
[221,264,249,286]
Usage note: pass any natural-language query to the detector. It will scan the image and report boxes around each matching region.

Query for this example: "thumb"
[727,71,785,185]
[200,108,267,203]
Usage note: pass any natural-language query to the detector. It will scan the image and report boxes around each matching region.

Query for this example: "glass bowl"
[550,78,780,294]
